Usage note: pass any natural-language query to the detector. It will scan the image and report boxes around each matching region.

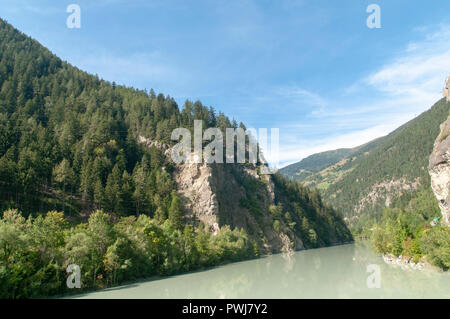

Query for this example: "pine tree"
[168,190,182,229]
[52,159,74,191]
[94,179,104,209]
[132,164,146,216]
[104,164,123,214]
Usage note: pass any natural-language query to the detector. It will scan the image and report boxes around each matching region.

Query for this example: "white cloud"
[365,24,450,105]
[276,86,327,110]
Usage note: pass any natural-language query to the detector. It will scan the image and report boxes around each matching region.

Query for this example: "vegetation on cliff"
[270,174,353,247]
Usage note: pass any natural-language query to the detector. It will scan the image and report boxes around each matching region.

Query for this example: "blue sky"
[1,0,450,167]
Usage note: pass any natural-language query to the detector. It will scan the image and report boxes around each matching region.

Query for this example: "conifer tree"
[168,190,182,229]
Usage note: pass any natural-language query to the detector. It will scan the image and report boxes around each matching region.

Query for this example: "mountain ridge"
[281,98,450,225]
[281,136,386,185]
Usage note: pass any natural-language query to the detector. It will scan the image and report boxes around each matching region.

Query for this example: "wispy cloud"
[74,51,179,84]
[275,23,450,167]
[365,24,450,106]
[276,86,327,109]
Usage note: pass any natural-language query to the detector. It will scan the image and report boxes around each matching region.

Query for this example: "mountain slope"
[369,115,450,270]
[0,18,351,249]
[281,137,386,189]
[281,148,353,181]
[281,98,450,224]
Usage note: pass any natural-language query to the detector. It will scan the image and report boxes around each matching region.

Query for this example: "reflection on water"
[74,242,450,299]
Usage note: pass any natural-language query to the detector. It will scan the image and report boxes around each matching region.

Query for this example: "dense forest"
[0,17,239,218]
[270,174,352,247]
[280,137,386,187]
[0,19,352,297]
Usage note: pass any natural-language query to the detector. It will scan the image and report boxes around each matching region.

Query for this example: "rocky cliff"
[174,161,304,254]
[429,114,450,225]
[138,135,351,254]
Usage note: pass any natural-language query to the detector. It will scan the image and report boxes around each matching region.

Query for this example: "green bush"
[369,188,450,270]
[0,209,257,298]
[420,226,450,270]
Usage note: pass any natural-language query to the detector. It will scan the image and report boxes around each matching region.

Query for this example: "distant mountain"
[281,98,450,224]
[281,137,386,189]
[281,148,353,181]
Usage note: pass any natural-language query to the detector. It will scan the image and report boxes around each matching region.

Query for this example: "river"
[74,242,450,299]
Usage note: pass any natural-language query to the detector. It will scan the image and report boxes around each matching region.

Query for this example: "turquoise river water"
[74,242,450,299]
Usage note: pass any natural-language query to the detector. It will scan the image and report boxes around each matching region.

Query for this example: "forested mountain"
[281,98,450,228]
[0,19,351,297]
[281,97,450,270]
[280,148,353,181]
[280,137,386,187]
[369,117,450,270]
[0,18,241,218]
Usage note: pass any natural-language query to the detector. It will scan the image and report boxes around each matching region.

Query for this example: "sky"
[1,0,450,167]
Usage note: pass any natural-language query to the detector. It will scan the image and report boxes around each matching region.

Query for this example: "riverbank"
[382,254,443,272]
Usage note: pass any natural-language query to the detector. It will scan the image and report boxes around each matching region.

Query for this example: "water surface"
[75,242,450,299]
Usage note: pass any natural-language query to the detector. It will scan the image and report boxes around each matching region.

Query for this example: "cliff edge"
[429,114,450,225]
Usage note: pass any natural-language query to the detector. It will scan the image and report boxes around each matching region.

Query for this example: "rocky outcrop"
[173,159,220,235]
[443,77,450,102]
[354,177,421,214]
[138,135,170,155]
[138,135,304,254]
[174,160,304,254]
[382,254,431,271]
[429,115,450,225]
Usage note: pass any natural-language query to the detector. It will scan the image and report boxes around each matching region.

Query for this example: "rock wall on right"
[429,113,450,225]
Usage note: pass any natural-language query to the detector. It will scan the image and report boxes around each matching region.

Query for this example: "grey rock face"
[138,136,304,254]
[428,114,450,225]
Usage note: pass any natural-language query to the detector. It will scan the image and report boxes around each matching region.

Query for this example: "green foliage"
[369,188,449,270]
[271,173,353,248]
[326,99,449,219]
[0,209,256,298]
[235,169,352,249]
[420,226,450,270]
[168,191,182,230]
[280,148,353,180]
[0,18,355,297]
[273,220,281,233]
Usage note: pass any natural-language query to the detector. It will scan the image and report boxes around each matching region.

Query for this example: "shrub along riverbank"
[0,209,257,298]
[368,189,450,271]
